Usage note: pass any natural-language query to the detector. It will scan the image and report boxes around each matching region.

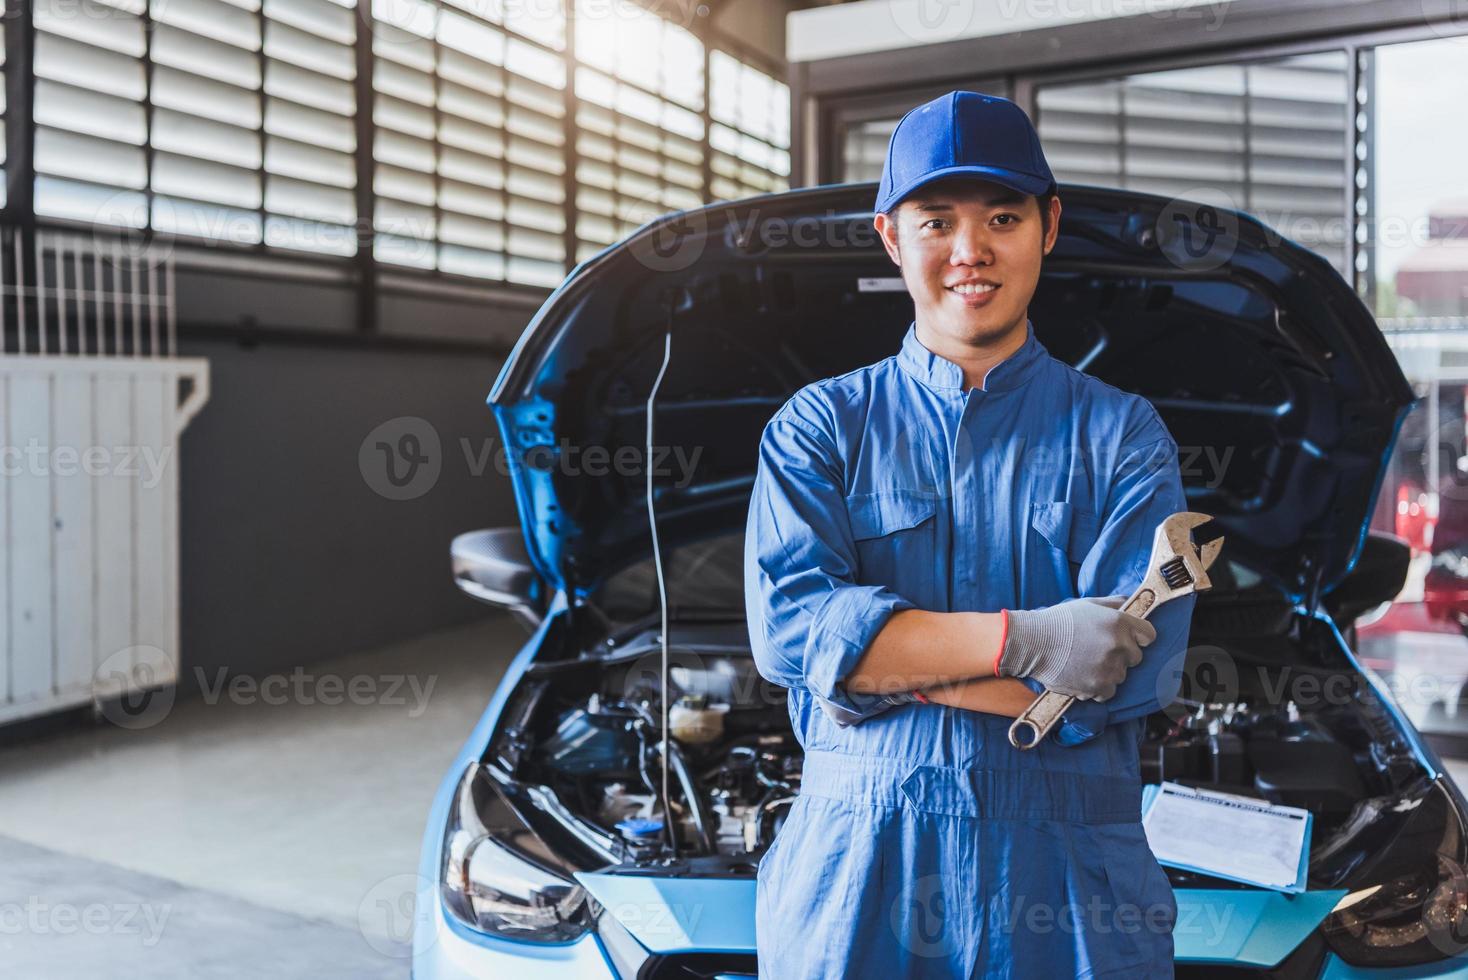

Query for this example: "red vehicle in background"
[1397,389,1468,633]
[1424,484,1468,632]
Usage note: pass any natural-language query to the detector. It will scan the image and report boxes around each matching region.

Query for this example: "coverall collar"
[897,318,1046,393]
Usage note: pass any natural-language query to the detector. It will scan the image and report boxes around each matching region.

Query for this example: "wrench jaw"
[1196,537,1223,587]
[1153,511,1223,599]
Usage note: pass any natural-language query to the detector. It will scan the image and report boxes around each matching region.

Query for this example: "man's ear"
[1042,195,1062,255]
[874,209,902,267]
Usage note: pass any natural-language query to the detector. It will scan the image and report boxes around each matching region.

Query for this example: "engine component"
[669,694,730,745]
[541,701,636,774]
[1209,731,1248,785]
[1250,738,1365,817]
[615,818,665,860]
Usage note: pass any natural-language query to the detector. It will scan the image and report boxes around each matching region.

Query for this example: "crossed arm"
[840,608,1038,717]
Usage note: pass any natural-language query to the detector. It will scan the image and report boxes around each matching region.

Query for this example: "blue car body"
[415,183,1468,978]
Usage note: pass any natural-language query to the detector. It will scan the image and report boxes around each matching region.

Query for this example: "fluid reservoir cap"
[616,818,664,840]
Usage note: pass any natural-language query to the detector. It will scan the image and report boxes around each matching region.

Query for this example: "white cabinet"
[1,355,209,724]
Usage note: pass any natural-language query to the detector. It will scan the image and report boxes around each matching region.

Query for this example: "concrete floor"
[0,615,519,978]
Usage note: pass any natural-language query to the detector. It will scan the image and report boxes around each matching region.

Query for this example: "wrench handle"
[1007,689,1075,749]
[1007,583,1162,750]
[1124,587,1157,619]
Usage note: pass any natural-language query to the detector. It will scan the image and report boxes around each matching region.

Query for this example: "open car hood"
[489,183,1414,607]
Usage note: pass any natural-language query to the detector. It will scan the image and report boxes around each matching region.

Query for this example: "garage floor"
[0,615,516,979]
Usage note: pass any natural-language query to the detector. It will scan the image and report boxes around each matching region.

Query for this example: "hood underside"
[489,183,1414,605]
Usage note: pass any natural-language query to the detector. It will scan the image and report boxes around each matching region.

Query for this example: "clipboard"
[1141,781,1311,894]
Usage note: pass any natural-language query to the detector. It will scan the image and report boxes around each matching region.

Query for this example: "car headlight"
[1322,780,1468,967]
[440,762,593,943]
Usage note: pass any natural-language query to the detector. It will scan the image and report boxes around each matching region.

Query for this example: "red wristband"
[911,689,930,704]
[992,609,1009,677]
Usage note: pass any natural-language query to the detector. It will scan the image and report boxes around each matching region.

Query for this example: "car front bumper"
[410,890,1468,980]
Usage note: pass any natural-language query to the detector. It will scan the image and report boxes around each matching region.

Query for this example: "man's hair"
[884,192,1057,244]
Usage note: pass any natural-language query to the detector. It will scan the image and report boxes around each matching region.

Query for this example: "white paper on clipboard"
[1141,782,1310,891]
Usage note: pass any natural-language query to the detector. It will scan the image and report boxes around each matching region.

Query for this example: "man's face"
[874,177,1061,346]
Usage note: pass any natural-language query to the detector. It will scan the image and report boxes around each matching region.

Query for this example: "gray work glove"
[997,595,1155,701]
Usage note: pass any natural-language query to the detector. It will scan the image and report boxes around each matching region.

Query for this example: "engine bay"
[485,598,1434,889]
[492,623,800,870]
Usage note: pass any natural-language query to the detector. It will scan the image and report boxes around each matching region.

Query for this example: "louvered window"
[25,0,790,284]
[1037,51,1351,276]
[34,0,358,254]
[0,19,8,206]
[708,49,788,201]
[572,0,704,263]
[842,118,896,184]
[262,0,359,254]
[371,0,567,288]
[33,0,153,228]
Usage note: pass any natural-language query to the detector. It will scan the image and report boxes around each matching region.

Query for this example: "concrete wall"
[176,334,522,689]
[168,249,539,690]
[176,334,520,689]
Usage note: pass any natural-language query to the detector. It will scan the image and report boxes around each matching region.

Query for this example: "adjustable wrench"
[1007,511,1222,750]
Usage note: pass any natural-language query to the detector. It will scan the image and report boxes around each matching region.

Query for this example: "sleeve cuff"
[804,585,915,717]
[815,689,922,728]
[1018,676,1108,746]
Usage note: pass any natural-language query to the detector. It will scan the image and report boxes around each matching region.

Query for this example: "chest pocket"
[845,489,938,585]
[1031,500,1101,595]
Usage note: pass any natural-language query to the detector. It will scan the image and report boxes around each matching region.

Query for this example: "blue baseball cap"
[875,91,1057,215]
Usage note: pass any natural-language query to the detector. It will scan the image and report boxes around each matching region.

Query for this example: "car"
[412,181,1468,979]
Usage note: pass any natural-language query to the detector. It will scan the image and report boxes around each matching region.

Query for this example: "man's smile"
[947,280,1001,305]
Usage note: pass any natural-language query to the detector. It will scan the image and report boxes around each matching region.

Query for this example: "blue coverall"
[743,319,1195,979]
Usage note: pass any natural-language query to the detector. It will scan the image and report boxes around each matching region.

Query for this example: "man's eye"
[993,213,1019,226]
[922,219,947,230]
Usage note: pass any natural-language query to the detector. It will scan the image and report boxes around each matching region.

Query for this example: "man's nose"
[949,226,994,266]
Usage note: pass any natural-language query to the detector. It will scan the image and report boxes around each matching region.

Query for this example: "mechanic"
[743,91,1196,978]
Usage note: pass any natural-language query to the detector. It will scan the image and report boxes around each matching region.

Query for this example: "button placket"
[952,389,985,598]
